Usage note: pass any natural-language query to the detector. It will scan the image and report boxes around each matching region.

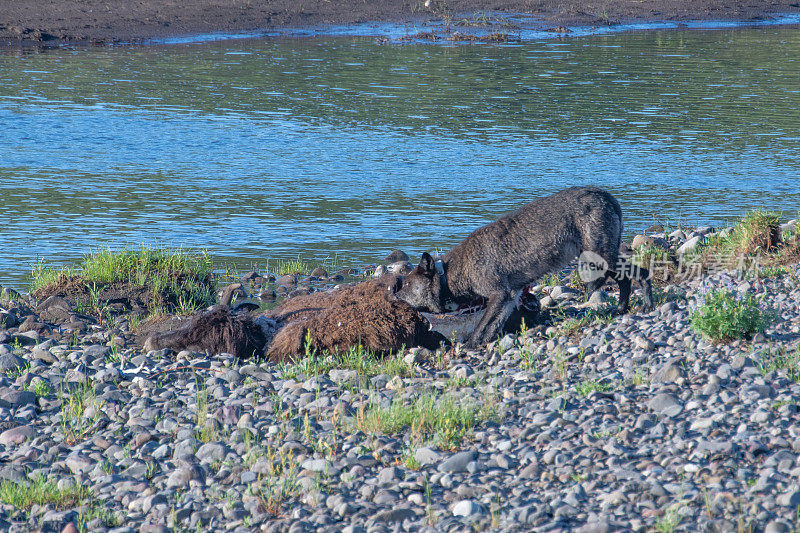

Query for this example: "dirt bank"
[1,0,799,47]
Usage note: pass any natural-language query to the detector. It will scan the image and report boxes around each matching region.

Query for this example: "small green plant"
[277,343,412,380]
[757,346,800,381]
[690,283,774,342]
[24,379,51,398]
[272,256,314,276]
[655,503,684,533]
[550,347,567,381]
[105,343,124,365]
[570,472,588,482]
[574,379,611,397]
[194,382,218,443]
[30,246,215,318]
[633,244,673,273]
[249,447,299,515]
[552,308,615,337]
[5,359,29,378]
[759,266,788,278]
[77,504,121,531]
[627,367,650,387]
[354,390,498,450]
[10,338,24,357]
[60,380,103,444]
[145,461,158,480]
[399,446,422,470]
[704,210,782,256]
[0,476,90,510]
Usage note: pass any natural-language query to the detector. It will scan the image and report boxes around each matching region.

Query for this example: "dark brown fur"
[141,276,444,362]
[143,305,266,359]
[265,276,444,361]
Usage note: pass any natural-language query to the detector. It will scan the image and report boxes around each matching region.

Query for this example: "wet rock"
[385,250,409,263]
[276,275,298,287]
[387,261,413,275]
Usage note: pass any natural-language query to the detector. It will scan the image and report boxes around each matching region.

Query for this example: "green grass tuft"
[354,390,499,450]
[0,476,90,511]
[702,210,782,257]
[277,343,413,381]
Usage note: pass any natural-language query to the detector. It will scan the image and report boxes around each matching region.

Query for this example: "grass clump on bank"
[704,210,782,256]
[30,246,216,319]
[690,284,774,343]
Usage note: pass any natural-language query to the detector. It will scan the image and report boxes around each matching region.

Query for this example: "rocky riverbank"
[1,219,800,531]
[1,0,799,47]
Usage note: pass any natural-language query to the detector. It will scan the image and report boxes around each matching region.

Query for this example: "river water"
[1,26,799,286]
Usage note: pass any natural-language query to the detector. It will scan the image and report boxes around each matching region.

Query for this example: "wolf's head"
[395,252,445,313]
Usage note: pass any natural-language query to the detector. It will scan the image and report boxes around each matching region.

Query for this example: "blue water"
[1,25,799,286]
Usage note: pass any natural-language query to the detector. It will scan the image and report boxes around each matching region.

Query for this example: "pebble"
[0,249,795,531]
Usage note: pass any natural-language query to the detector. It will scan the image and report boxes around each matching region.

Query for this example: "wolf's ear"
[418,252,436,276]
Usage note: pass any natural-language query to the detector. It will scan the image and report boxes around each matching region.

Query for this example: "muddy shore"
[1,0,799,47]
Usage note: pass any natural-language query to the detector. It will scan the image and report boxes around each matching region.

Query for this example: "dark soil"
[30,274,210,320]
[1,0,799,47]
[32,275,157,317]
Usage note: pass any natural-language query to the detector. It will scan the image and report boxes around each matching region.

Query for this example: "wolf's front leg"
[466,293,516,348]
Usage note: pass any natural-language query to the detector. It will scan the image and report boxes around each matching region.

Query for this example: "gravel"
[1,243,800,531]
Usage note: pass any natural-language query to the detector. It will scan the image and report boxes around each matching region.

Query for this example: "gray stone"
[65,454,93,475]
[695,440,736,457]
[677,235,702,255]
[329,369,358,385]
[765,520,793,533]
[301,458,332,473]
[414,447,441,466]
[647,393,683,417]
[387,261,413,275]
[166,465,202,488]
[634,336,655,351]
[452,500,483,517]
[195,442,227,463]
[776,489,800,507]
[0,388,36,408]
[652,358,684,384]
[377,466,399,485]
[550,285,581,301]
[373,507,415,523]
[0,425,35,445]
[385,250,409,263]
[276,275,297,287]
[587,290,608,307]
[438,450,476,473]
[82,345,110,362]
[0,354,25,373]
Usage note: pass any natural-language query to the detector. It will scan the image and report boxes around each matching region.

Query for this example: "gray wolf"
[396,186,653,347]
